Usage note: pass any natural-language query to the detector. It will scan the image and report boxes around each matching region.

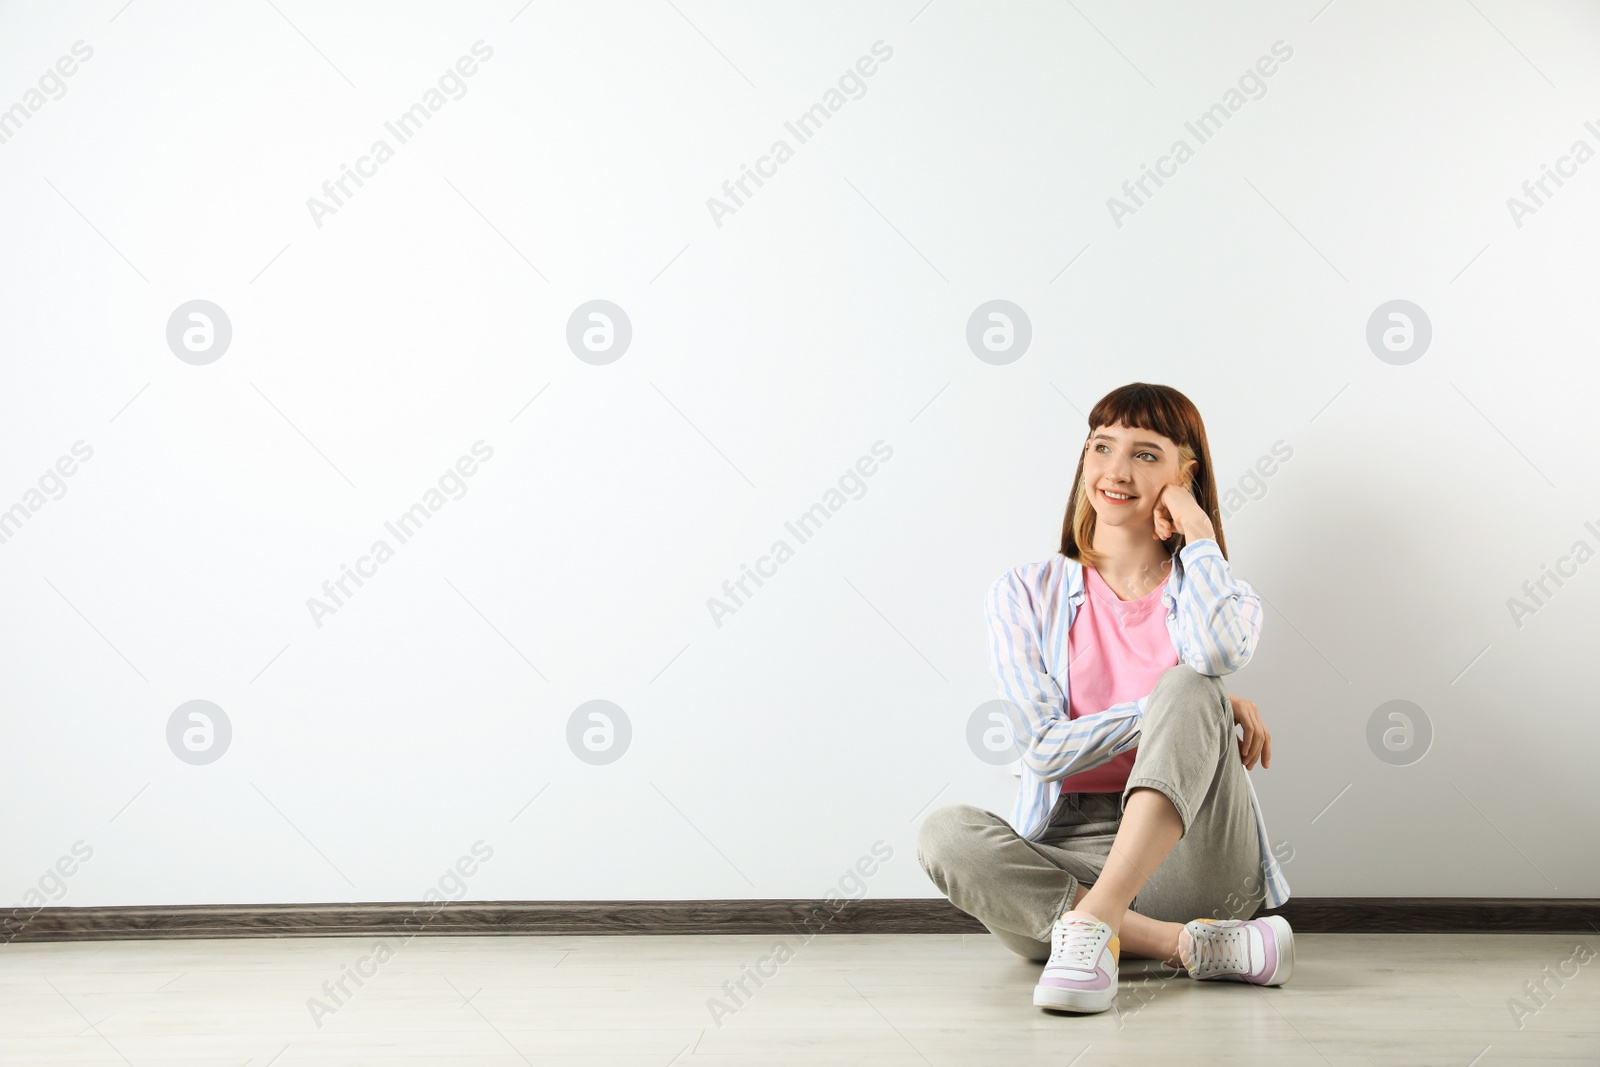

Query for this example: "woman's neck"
[1089,525,1174,601]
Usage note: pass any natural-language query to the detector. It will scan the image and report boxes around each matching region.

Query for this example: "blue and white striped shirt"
[984,538,1290,910]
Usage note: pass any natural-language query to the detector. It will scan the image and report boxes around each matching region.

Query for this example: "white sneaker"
[1033,912,1120,1013]
[1181,915,1295,986]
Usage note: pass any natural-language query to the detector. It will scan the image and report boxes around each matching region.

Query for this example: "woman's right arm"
[985,569,1143,783]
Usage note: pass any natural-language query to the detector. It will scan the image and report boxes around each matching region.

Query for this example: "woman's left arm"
[1173,540,1263,674]
[1153,483,1262,675]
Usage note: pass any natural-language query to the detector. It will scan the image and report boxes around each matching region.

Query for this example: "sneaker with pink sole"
[1033,912,1120,1013]
[1181,915,1295,986]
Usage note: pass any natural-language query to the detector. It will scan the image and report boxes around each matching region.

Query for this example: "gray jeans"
[918,664,1264,961]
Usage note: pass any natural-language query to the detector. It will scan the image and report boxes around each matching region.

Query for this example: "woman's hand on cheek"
[1152,483,1188,540]
[1154,482,1213,543]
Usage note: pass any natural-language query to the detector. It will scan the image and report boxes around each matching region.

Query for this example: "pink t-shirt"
[1057,563,1178,795]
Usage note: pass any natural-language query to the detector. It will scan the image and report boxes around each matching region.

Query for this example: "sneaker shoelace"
[1191,924,1250,979]
[1051,917,1104,972]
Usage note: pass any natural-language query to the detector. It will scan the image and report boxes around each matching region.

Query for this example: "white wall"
[2,0,1597,911]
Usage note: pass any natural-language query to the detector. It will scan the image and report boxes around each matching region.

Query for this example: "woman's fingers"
[1230,697,1270,767]
[1243,727,1270,770]
[1228,698,1269,769]
[1240,719,1264,768]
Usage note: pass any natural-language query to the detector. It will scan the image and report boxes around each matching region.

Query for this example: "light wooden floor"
[2,932,1597,1065]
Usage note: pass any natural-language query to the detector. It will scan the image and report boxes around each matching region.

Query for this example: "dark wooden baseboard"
[4,897,1596,943]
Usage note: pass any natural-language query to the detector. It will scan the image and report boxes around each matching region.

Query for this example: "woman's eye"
[1095,444,1158,461]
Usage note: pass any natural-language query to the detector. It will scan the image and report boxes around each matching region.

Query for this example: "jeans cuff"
[1123,776,1193,839]
[1038,874,1082,942]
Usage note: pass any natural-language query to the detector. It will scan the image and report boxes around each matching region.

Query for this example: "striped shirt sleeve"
[985,568,1144,783]
[1173,538,1263,675]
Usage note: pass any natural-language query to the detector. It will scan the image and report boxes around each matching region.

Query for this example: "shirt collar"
[1067,546,1183,604]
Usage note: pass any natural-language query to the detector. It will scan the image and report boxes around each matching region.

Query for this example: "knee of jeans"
[1148,664,1227,721]
[916,803,985,872]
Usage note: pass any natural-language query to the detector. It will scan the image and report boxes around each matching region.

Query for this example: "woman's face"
[1081,422,1194,532]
